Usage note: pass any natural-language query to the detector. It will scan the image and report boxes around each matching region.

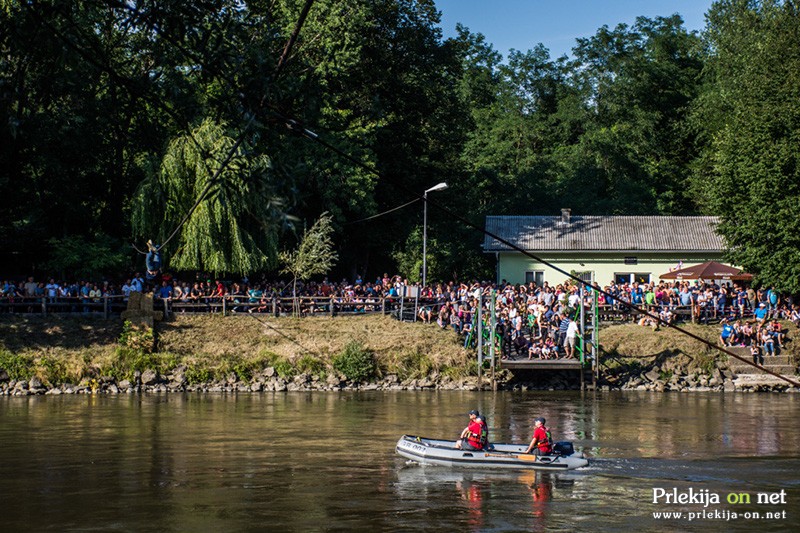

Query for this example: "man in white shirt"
[122,280,133,300]
[130,274,144,293]
[45,278,60,303]
[565,318,580,359]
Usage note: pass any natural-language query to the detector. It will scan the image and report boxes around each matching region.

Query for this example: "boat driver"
[455,410,488,450]
[524,417,553,456]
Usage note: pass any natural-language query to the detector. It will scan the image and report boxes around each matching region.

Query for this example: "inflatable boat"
[395,435,588,471]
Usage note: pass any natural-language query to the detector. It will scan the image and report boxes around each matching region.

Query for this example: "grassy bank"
[597,322,799,385]
[0,314,476,386]
[0,314,796,388]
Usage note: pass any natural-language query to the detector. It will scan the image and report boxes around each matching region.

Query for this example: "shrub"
[388,350,434,381]
[108,348,179,381]
[273,358,296,380]
[185,366,212,385]
[0,349,33,380]
[332,341,376,382]
[118,321,155,353]
[38,355,70,386]
[215,354,262,382]
[296,355,327,378]
[441,360,479,380]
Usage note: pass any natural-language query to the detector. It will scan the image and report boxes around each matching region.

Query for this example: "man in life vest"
[455,410,488,451]
[524,417,553,456]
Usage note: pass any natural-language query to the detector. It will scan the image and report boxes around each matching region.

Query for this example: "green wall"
[495,252,726,287]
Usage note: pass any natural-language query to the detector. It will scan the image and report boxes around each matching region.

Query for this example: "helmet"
[535,417,546,425]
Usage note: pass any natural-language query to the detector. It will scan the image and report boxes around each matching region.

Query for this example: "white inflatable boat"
[396,435,589,471]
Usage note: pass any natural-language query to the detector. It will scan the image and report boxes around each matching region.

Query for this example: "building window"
[624,256,638,265]
[615,272,651,284]
[574,271,594,283]
[525,271,544,287]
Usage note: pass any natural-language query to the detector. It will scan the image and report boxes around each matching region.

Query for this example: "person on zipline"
[145,240,162,281]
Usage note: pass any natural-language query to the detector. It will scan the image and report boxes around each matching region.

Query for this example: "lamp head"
[425,182,448,193]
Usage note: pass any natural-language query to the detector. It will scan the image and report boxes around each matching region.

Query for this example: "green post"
[490,289,496,388]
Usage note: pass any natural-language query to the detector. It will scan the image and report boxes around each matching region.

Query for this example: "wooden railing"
[0,294,446,320]
[0,295,128,319]
[0,294,758,324]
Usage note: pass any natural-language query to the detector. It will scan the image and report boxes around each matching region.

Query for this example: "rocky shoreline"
[1,364,797,395]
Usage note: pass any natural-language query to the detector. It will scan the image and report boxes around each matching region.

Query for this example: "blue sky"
[435,0,715,59]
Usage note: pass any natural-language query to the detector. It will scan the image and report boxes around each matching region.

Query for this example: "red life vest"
[467,419,488,450]
[534,426,553,453]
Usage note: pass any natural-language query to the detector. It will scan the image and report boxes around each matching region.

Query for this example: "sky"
[435,0,715,59]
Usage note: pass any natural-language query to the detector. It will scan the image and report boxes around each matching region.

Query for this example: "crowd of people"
[3,273,799,361]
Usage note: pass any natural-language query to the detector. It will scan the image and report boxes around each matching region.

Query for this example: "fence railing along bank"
[0,295,429,319]
[0,294,758,325]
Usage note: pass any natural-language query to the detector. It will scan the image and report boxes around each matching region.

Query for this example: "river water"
[1,391,798,532]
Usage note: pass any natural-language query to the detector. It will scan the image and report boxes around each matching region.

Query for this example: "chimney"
[561,208,571,224]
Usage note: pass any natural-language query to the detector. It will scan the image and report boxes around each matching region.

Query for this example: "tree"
[131,118,285,275]
[692,0,800,292]
[280,212,338,313]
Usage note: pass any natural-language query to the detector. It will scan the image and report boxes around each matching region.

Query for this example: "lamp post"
[422,182,448,289]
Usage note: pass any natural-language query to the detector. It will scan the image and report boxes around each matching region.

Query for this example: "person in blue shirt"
[754,302,768,325]
[719,318,734,347]
[766,287,780,317]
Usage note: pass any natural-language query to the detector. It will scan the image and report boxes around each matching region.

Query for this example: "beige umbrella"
[659,261,753,281]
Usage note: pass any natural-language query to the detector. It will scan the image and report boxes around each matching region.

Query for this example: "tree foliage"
[132,118,284,275]
[280,211,338,286]
[691,0,800,292]
[1,0,799,291]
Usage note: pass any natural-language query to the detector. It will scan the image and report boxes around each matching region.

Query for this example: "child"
[750,343,763,366]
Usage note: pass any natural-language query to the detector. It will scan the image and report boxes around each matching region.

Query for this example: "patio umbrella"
[659,261,753,281]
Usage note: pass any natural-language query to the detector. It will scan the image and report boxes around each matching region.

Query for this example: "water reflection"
[0,391,798,532]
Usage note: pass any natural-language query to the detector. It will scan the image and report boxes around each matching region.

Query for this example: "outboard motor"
[552,441,575,456]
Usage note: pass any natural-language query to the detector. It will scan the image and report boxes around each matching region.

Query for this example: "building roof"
[483,216,724,253]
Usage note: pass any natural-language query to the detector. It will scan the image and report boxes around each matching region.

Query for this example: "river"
[1,391,798,532]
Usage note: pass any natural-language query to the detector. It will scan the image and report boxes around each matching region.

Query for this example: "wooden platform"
[499,358,584,371]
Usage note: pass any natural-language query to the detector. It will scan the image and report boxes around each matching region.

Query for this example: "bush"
[296,355,327,378]
[0,349,33,380]
[108,348,179,381]
[441,360,479,380]
[118,321,155,353]
[273,359,296,380]
[38,355,70,386]
[185,366,212,385]
[332,341,376,382]
[387,350,434,381]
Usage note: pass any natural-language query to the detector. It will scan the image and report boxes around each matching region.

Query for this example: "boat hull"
[396,435,588,471]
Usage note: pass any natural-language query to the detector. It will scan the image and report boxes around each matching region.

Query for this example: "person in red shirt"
[455,410,488,450]
[525,417,553,456]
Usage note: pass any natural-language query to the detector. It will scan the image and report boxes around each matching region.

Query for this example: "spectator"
[761,327,776,356]
[754,302,768,326]
[565,317,580,359]
[719,318,734,347]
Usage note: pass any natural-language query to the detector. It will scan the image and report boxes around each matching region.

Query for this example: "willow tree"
[131,119,285,275]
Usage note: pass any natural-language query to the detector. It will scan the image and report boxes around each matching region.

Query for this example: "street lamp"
[422,182,448,288]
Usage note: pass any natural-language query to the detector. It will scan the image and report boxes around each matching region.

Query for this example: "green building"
[483,210,726,287]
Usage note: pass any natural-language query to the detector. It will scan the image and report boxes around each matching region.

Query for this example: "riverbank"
[0,314,797,394]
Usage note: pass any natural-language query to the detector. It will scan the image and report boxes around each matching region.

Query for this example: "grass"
[2,313,794,386]
[0,314,474,385]
[598,320,799,376]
